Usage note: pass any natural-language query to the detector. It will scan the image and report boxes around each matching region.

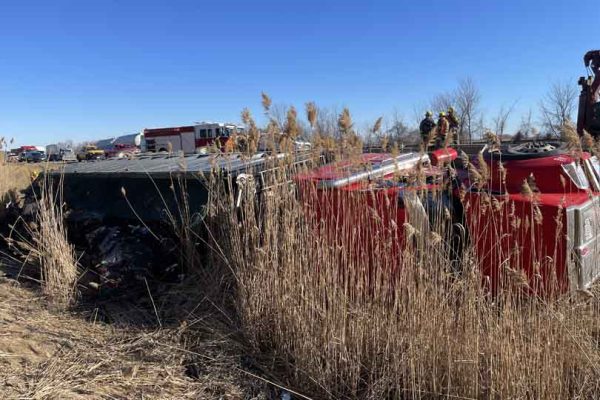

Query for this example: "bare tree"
[539,81,577,136]
[429,92,454,115]
[361,120,379,147]
[315,105,341,138]
[385,110,419,145]
[429,77,482,143]
[517,109,536,139]
[492,100,518,137]
[269,103,290,130]
[411,103,428,128]
[455,77,482,143]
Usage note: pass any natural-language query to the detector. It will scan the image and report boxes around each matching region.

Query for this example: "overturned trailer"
[56,152,304,222]
[295,148,464,288]
[44,151,313,288]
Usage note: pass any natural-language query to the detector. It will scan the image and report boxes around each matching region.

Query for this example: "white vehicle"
[257,133,312,152]
[46,144,76,161]
[46,144,60,161]
[61,148,77,162]
[143,122,242,154]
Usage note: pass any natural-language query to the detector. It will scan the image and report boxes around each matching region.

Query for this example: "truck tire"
[484,141,567,161]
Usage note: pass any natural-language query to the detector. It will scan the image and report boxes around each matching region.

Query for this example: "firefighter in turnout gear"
[419,111,436,147]
[436,112,450,148]
[447,106,460,130]
[447,106,460,145]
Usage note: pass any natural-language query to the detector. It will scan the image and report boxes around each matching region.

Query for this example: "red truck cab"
[296,142,599,296]
[462,141,600,294]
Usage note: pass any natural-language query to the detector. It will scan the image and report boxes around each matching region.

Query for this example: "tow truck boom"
[577,50,600,136]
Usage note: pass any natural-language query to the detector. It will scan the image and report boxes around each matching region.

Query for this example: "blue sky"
[0,0,599,147]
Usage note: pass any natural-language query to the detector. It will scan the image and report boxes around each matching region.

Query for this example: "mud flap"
[404,190,467,275]
[404,191,430,249]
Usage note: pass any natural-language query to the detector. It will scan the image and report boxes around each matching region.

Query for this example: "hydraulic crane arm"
[577,50,600,136]
[584,50,600,97]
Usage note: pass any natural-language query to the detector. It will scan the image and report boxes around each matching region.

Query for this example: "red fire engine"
[142,122,243,154]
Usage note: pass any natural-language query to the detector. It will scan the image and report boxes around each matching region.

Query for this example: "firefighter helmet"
[448,106,455,113]
[439,112,446,117]
[425,111,432,117]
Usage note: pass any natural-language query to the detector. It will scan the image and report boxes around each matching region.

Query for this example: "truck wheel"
[485,141,567,161]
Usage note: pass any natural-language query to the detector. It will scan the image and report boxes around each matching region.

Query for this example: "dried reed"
[203,113,600,399]
[7,173,79,309]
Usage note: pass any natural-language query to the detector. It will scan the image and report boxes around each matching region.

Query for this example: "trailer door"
[181,131,195,154]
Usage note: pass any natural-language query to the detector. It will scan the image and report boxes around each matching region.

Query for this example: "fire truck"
[142,122,243,154]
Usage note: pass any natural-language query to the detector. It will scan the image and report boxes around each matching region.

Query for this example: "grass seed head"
[306,102,318,129]
[261,92,272,112]
[284,106,299,140]
[338,108,353,135]
[372,116,383,134]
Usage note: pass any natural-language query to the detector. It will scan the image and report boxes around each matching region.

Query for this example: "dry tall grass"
[0,163,34,219]
[204,108,600,398]
[6,173,79,309]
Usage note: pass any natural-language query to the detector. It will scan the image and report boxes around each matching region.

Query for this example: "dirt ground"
[0,274,273,400]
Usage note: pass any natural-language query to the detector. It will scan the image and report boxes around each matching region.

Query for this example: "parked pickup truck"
[105,143,140,159]
[23,150,46,163]
[76,145,105,162]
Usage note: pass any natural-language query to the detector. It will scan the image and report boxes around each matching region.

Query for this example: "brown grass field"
[0,279,271,399]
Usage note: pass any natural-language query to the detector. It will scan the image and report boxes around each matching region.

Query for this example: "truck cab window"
[562,162,590,190]
[199,129,207,138]
[206,129,213,138]
[593,102,600,120]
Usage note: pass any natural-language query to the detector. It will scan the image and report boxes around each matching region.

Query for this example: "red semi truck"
[296,142,600,295]
[463,143,600,294]
[295,50,600,295]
